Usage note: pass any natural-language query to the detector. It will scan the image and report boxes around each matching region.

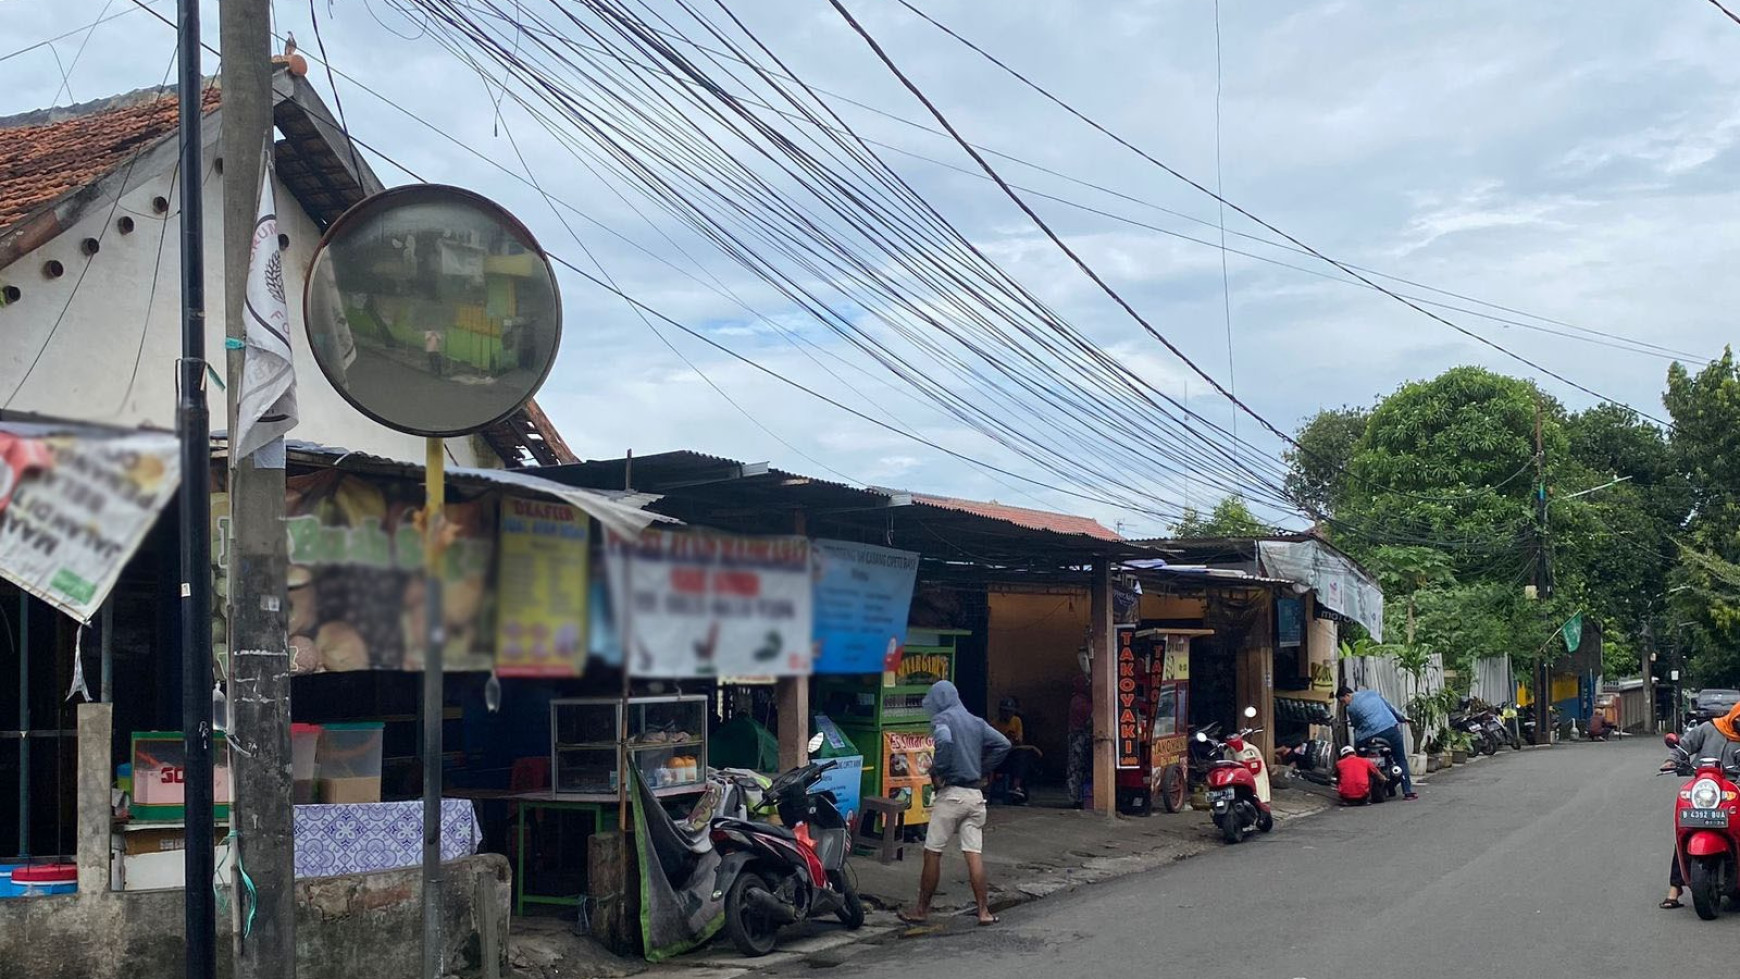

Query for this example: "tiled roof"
[909,492,1121,541]
[0,86,221,235]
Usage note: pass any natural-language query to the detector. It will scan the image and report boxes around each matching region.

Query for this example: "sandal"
[897,910,929,926]
[1660,898,1684,909]
[978,915,1000,927]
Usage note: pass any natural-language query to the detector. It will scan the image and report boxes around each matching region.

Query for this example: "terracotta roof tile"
[0,87,221,235]
[910,493,1122,541]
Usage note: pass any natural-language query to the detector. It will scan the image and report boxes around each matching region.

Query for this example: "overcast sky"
[4,0,1736,537]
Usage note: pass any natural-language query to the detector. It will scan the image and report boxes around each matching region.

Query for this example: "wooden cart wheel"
[1157,763,1187,813]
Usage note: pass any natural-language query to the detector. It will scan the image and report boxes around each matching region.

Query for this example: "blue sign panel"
[812,539,920,674]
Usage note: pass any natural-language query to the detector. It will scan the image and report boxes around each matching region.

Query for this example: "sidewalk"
[636,783,1332,977]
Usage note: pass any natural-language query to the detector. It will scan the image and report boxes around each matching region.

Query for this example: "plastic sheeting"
[1470,656,1515,706]
[1257,540,1385,641]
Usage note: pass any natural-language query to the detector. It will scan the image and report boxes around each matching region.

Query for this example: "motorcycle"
[1355,734,1404,799]
[1450,705,1498,756]
[1199,706,1273,844]
[1662,732,1740,920]
[1488,704,1523,751]
[710,735,865,956]
[1278,737,1337,789]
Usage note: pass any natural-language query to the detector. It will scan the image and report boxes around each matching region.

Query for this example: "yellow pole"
[421,437,446,979]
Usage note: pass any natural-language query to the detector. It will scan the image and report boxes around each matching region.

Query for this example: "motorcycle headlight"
[1692,778,1722,810]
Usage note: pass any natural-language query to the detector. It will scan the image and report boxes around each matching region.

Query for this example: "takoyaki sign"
[1116,625,1140,770]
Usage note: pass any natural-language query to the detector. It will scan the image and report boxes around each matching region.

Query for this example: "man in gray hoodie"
[899,681,1010,927]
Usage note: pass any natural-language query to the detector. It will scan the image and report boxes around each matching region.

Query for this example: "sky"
[3,0,1737,538]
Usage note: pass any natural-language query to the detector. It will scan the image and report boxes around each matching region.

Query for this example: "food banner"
[494,496,588,677]
[0,429,180,621]
[811,539,919,675]
[1116,625,1140,770]
[881,730,935,826]
[606,528,813,678]
[214,469,496,673]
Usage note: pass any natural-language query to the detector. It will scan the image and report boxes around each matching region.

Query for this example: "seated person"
[1334,745,1383,806]
[994,696,1043,804]
[1588,712,1615,741]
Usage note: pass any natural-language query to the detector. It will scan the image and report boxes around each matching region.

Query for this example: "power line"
[0,0,159,65]
[1212,0,1236,456]
[891,0,1678,429]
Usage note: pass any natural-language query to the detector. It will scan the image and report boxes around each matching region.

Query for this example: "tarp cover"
[1257,540,1385,641]
[632,768,726,962]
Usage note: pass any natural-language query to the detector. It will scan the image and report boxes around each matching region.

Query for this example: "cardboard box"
[319,776,382,804]
[122,826,187,856]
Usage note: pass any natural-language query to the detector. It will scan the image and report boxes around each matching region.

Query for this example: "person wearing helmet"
[1334,744,1385,806]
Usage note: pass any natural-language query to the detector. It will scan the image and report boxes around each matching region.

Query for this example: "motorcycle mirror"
[1195,732,1209,743]
[1664,733,1681,748]
[807,732,826,754]
[1243,706,1258,719]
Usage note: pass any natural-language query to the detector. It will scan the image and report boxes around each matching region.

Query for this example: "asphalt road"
[774,737,1731,979]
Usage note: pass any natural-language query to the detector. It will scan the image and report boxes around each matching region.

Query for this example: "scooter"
[1662,732,1740,920]
[1199,706,1273,844]
[710,735,865,957]
[1450,705,1498,756]
[1356,734,1404,799]
[1483,705,1522,751]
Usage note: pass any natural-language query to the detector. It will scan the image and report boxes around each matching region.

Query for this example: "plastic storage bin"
[316,722,384,804]
[291,724,323,805]
[130,731,232,820]
[1,863,76,897]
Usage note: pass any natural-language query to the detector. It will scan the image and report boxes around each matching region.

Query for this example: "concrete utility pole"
[777,510,810,772]
[1531,396,1553,746]
[221,2,296,975]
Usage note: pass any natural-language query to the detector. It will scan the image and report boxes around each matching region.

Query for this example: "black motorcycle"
[1356,735,1404,799]
[710,741,864,957]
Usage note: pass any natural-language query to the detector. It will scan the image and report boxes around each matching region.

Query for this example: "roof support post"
[1090,558,1116,821]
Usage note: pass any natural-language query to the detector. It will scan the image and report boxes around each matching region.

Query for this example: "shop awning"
[1255,539,1385,641]
[0,419,181,622]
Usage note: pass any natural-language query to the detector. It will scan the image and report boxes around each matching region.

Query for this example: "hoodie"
[924,681,1011,787]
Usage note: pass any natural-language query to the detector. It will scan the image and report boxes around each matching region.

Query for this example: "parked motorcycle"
[1488,704,1523,751]
[1199,707,1273,844]
[1450,705,1499,756]
[710,735,864,956]
[1662,732,1740,920]
[1355,734,1404,799]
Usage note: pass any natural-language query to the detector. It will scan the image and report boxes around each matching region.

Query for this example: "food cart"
[1113,628,1211,814]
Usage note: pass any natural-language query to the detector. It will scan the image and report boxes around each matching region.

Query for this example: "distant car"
[1694,689,1740,720]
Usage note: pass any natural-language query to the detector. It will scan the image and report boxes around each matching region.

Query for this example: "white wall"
[0,113,491,468]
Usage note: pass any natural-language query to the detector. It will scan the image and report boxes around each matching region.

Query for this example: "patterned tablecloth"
[293,799,482,879]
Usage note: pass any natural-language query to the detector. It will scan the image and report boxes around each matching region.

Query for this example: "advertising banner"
[1116,625,1140,769]
[607,529,813,678]
[494,496,588,677]
[0,430,180,621]
[881,730,936,827]
[811,539,919,675]
[215,470,496,673]
[814,755,864,831]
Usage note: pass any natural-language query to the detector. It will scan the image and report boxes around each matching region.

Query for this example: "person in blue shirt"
[1338,685,1419,800]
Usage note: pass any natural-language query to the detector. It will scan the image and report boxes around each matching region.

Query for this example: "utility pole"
[1531,395,1553,746]
[176,0,217,973]
[1643,621,1657,735]
[222,2,295,976]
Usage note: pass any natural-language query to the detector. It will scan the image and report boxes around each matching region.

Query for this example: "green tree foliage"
[1168,495,1271,538]
[1284,406,1370,517]
[1665,349,1740,683]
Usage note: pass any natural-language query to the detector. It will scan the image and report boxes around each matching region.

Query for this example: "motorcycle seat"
[715,816,798,842]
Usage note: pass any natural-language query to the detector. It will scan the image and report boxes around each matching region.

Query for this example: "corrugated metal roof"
[908,493,1121,542]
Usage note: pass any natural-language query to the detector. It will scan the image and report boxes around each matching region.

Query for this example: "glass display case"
[550,695,709,798]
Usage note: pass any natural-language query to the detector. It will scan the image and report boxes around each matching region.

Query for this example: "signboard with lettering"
[606,528,813,678]
[495,496,589,677]
[1117,625,1140,770]
[811,539,919,675]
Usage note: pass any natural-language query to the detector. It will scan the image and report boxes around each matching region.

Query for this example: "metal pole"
[422,437,447,979]
[100,599,113,705]
[222,4,294,975]
[17,590,28,857]
[176,0,217,973]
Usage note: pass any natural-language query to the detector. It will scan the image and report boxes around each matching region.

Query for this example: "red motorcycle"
[1664,732,1740,919]
[1199,707,1273,844]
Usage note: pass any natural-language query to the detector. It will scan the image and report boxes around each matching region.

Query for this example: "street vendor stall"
[1118,628,1212,815]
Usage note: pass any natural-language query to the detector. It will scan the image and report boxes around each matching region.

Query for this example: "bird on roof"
[284,33,297,58]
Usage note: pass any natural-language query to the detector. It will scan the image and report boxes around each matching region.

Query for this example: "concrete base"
[0,854,511,979]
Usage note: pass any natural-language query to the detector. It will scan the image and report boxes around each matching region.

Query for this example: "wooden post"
[1089,560,1115,819]
[778,509,811,771]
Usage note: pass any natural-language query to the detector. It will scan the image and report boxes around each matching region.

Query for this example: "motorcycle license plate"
[1208,789,1234,801]
[1680,809,1730,829]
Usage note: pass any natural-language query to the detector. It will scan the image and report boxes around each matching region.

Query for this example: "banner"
[607,528,812,678]
[234,159,298,461]
[494,496,588,678]
[215,470,496,673]
[1116,625,1140,769]
[1276,597,1304,648]
[811,539,919,675]
[0,430,180,620]
[881,730,935,826]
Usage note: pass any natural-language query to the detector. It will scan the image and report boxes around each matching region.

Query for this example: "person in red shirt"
[1334,745,1383,805]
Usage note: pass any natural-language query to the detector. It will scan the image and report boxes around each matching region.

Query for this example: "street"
[753,739,1727,979]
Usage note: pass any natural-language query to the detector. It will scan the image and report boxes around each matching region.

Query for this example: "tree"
[1664,349,1740,683]
[1168,495,1271,538]
[1284,406,1371,517]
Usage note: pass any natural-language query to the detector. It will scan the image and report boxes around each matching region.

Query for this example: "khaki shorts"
[924,785,987,854]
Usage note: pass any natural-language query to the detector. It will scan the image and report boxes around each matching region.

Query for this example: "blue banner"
[1277,597,1304,648]
[812,539,920,674]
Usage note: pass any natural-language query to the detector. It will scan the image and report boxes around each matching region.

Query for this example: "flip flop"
[897,910,929,926]
[978,915,1000,927]
[1660,898,1684,909]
